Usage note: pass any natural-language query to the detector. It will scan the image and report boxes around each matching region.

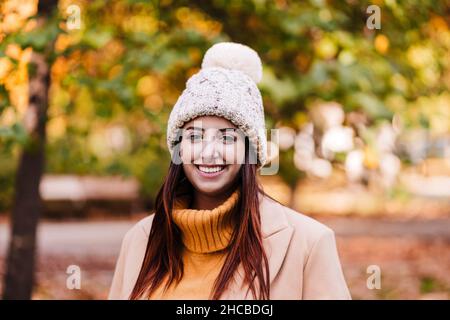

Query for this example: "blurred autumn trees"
[0,0,449,298]
[1,0,449,207]
[2,0,57,300]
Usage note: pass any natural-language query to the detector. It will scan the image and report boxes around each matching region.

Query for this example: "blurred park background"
[0,0,449,299]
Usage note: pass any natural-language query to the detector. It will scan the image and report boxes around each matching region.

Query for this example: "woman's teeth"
[197,166,225,173]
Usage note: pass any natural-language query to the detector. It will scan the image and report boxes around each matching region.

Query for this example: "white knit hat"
[166,42,267,168]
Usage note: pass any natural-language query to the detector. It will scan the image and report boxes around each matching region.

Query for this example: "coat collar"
[222,192,294,299]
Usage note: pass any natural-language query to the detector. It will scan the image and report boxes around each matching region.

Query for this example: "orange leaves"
[0,0,38,35]
[374,34,389,54]
[2,44,33,115]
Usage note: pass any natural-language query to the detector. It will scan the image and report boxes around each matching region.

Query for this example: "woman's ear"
[172,143,183,165]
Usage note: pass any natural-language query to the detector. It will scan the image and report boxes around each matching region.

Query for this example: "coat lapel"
[223,193,294,299]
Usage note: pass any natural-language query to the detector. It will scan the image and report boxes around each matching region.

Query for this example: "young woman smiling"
[108,42,351,300]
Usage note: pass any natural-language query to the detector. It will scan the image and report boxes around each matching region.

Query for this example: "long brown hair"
[130,137,272,300]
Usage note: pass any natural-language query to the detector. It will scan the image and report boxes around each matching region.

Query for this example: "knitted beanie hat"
[166,42,267,168]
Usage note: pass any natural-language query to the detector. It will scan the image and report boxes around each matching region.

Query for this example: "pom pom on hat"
[201,42,263,84]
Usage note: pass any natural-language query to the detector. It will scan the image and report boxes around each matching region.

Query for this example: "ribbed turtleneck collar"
[172,187,240,254]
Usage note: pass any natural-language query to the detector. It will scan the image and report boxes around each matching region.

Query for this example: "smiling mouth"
[194,164,228,174]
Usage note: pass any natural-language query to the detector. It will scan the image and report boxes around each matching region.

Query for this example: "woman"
[108,42,351,300]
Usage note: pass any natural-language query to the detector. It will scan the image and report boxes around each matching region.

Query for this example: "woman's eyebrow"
[184,127,237,133]
[219,128,237,133]
[185,126,204,132]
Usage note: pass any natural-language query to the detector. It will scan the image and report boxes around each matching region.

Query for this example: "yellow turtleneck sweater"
[148,187,240,300]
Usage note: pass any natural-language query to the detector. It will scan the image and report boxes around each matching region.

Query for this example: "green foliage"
[0,0,449,210]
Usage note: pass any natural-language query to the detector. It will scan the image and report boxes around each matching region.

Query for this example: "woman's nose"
[200,138,220,161]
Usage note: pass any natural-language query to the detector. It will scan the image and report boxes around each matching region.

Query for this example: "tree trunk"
[2,0,56,300]
[2,52,49,300]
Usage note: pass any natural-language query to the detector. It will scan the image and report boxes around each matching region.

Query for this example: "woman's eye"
[189,134,202,142]
[222,135,236,144]
[188,133,235,143]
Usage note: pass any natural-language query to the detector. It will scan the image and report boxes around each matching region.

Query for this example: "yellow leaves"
[20,47,32,65]
[374,34,389,54]
[0,106,16,127]
[122,15,158,34]
[175,7,222,39]
[429,16,448,32]
[9,83,29,116]
[136,75,158,97]
[51,56,69,84]
[55,34,73,53]
[274,0,288,10]
[338,50,355,66]
[7,0,36,18]
[102,40,125,62]
[0,0,38,34]
[5,44,32,71]
[50,85,71,110]
[23,18,38,33]
[407,45,434,69]
[406,44,439,86]
[363,146,379,170]
[318,9,332,23]
[144,94,163,113]
[81,40,124,77]
[82,51,97,76]
[2,44,33,115]
[293,112,309,129]
[74,86,94,120]
[47,116,67,141]
[5,43,22,60]
[412,93,450,136]
[0,12,22,34]
[0,58,13,83]
[390,73,408,92]
[101,1,159,35]
[314,37,338,60]
[385,94,407,113]
[108,65,123,80]
[175,7,190,22]
[137,75,163,112]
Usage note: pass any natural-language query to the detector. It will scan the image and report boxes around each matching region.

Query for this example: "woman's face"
[179,116,245,195]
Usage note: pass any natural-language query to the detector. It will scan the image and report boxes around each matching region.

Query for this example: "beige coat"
[108,193,351,300]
